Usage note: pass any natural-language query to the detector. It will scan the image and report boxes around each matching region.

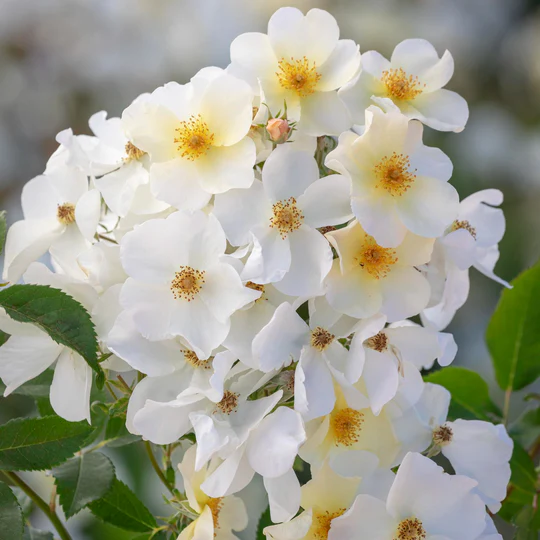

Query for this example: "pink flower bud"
[266,118,290,143]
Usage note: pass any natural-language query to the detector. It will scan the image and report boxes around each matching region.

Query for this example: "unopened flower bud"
[266,118,290,143]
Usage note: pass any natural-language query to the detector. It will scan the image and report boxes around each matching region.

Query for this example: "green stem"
[144,441,175,496]
[2,471,72,540]
[503,388,512,425]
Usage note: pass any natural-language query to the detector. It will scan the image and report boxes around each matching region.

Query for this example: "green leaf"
[0,211,7,257]
[487,261,540,391]
[509,442,537,496]
[11,371,54,399]
[510,407,540,448]
[53,452,115,518]
[256,506,272,540]
[0,284,103,383]
[22,527,53,540]
[0,416,93,471]
[0,481,23,540]
[424,367,502,421]
[88,479,157,532]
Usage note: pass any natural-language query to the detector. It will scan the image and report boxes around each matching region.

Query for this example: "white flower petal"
[274,226,332,297]
[50,350,92,423]
[380,267,431,322]
[0,333,61,395]
[199,73,253,146]
[299,90,352,136]
[268,7,339,66]
[409,89,469,132]
[196,139,256,194]
[262,145,319,202]
[317,39,361,92]
[150,159,212,212]
[299,175,353,228]
[295,347,335,421]
[75,188,101,241]
[396,176,459,239]
[264,469,301,523]
[252,302,309,372]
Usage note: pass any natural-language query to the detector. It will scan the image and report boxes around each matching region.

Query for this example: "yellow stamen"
[310,327,335,352]
[269,197,304,238]
[174,114,214,160]
[206,497,223,532]
[381,68,425,101]
[355,235,398,279]
[276,57,321,97]
[331,408,364,447]
[182,350,212,370]
[395,517,426,540]
[124,142,145,162]
[433,424,453,446]
[365,331,388,353]
[170,266,205,301]
[216,391,239,414]
[311,509,346,540]
[57,203,76,225]
[373,152,416,196]
[450,220,477,239]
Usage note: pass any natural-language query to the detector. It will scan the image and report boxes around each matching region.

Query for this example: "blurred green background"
[0,0,539,538]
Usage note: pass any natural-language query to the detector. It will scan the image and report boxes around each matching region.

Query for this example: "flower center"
[170,266,205,301]
[269,197,304,238]
[395,518,426,540]
[310,327,335,352]
[381,68,425,101]
[331,408,364,447]
[365,331,388,352]
[433,424,453,446]
[174,114,215,160]
[276,57,321,97]
[124,142,145,162]
[374,152,416,196]
[450,219,477,239]
[182,350,212,370]
[57,203,76,225]
[355,235,398,279]
[311,509,346,540]
[206,497,223,530]
[216,391,239,414]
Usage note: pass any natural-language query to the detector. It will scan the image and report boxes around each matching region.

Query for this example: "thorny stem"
[144,441,175,496]
[2,471,72,540]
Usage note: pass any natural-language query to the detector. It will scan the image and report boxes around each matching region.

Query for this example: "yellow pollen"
[374,152,416,196]
[365,331,388,353]
[170,266,205,301]
[331,408,364,447]
[395,518,426,540]
[433,424,453,446]
[124,142,145,162]
[450,220,477,239]
[276,56,321,97]
[57,203,76,225]
[206,497,223,532]
[381,68,425,101]
[182,350,212,370]
[216,391,239,415]
[270,197,304,238]
[355,235,398,279]
[174,114,214,160]
[311,509,346,540]
[310,327,335,352]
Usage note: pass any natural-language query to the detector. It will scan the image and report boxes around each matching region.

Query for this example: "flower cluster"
[0,7,512,540]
